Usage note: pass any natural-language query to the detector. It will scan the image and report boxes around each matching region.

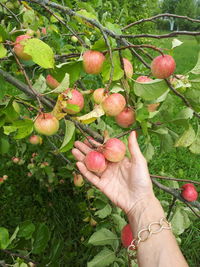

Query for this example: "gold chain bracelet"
[127,218,171,260]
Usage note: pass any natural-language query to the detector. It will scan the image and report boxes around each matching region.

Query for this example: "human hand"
[72,131,154,215]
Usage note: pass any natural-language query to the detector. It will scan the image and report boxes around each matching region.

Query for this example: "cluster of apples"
[84,137,126,173]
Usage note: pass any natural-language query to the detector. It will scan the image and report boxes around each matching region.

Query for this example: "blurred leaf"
[24,38,54,69]
[0,25,8,42]
[111,214,127,233]
[92,38,107,51]
[190,51,200,74]
[0,227,9,249]
[175,124,196,148]
[87,248,116,267]
[134,79,169,101]
[95,204,112,219]
[0,44,7,58]
[143,142,154,161]
[51,73,69,93]
[105,22,122,35]
[18,221,35,240]
[88,228,118,247]
[32,75,47,94]
[102,52,124,82]
[171,206,191,236]
[189,126,200,154]
[32,223,50,254]
[0,137,9,154]
[60,120,75,152]
[171,38,183,49]
[76,104,105,124]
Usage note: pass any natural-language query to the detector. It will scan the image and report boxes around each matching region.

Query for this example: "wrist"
[127,195,165,236]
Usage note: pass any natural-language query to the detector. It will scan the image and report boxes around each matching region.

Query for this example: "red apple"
[123,58,133,78]
[102,93,126,116]
[34,113,59,136]
[136,76,153,83]
[103,138,126,162]
[12,157,20,164]
[14,35,32,60]
[63,89,84,114]
[151,54,176,79]
[181,183,198,202]
[115,107,135,128]
[84,151,107,173]
[83,50,105,74]
[46,75,60,89]
[121,224,134,248]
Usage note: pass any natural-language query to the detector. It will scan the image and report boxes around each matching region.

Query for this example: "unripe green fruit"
[71,36,78,43]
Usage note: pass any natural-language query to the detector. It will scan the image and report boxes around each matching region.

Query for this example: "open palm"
[72,131,153,215]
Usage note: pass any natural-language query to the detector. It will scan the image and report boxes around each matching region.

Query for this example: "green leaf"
[134,79,169,101]
[92,38,107,51]
[136,106,149,123]
[33,75,47,94]
[18,221,35,240]
[88,228,118,247]
[143,142,154,161]
[111,214,127,233]
[0,25,8,42]
[8,227,19,246]
[171,107,193,123]
[105,22,122,35]
[51,73,69,93]
[189,126,200,154]
[87,248,116,267]
[95,204,112,219]
[0,44,7,58]
[0,227,9,249]
[14,120,34,139]
[175,124,196,148]
[24,38,54,69]
[3,125,17,135]
[102,52,124,82]
[171,206,191,236]
[60,120,75,152]
[32,223,50,254]
[0,138,9,154]
[190,51,200,74]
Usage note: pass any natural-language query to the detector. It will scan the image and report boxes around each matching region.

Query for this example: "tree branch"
[150,174,200,186]
[0,249,38,265]
[152,179,200,211]
[120,31,200,39]
[122,13,200,31]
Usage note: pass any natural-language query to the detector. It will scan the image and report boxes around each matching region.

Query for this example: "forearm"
[128,196,188,267]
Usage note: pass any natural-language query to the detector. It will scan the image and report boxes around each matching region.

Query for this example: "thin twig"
[122,13,200,30]
[0,2,21,25]
[184,202,200,219]
[0,249,38,265]
[120,31,200,39]
[150,175,200,186]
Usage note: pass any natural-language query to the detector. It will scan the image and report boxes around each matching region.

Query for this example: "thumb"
[128,131,144,161]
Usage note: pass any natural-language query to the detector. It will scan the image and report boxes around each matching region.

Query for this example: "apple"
[136,76,153,83]
[29,135,42,145]
[73,173,84,187]
[93,88,107,104]
[115,107,135,128]
[46,75,60,89]
[181,183,198,202]
[63,89,84,114]
[123,58,133,78]
[41,27,47,35]
[103,138,126,162]
[84,151,107,173]
[83,50,105,74]
[151,54,176,79]
[121,224,134,248]
[12,157,20,164]
[14,35,32,61]
[102,93,126,116]
[34,113,59,136]
[71,36,78,43]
